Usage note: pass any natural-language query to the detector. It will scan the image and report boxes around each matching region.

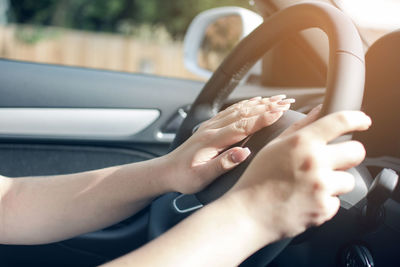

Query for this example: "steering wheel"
[148,2,366,266]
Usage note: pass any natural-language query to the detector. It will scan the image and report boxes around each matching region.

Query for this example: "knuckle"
[213,159,224,175]
[300,154,318,172]
[307,211,324,227]
[310,208,328,226]
[238,107,250,119]
[234,102,244,111]
[211,155,232,177]
[219,155,232,171]
[234,119,249,135]
[335,111,351,127]
[318,201,330,215]
[289,133,307,147]
[311,179,326,193]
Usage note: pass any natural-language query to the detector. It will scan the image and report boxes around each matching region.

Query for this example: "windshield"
[0,0,251,80]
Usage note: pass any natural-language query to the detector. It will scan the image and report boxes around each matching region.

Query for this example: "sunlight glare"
[334,0,400,30]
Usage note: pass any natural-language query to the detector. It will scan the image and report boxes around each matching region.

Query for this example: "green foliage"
[9,0,253,38]
[14,25,61,44]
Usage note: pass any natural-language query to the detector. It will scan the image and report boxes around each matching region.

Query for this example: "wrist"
[220,189,283,248]
[157,149,195,194]
[151,153,178,193]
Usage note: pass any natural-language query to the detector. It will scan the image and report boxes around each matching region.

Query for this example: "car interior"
[0,0,399,266]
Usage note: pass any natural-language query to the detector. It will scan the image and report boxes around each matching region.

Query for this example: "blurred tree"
[9,0,252,38]
[154,0,250,37]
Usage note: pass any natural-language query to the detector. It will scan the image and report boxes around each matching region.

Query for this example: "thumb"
[201,147,251,180]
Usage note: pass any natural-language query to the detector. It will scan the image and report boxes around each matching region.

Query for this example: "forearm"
[0,156,172,245]
[103,195,270,267]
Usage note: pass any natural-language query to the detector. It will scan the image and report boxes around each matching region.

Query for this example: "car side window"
[0,0,253,81]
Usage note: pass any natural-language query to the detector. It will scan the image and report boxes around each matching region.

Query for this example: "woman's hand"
[225,107,372,243]
[163,95,295,194]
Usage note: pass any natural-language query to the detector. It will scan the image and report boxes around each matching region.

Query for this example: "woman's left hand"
[163,95,295,194]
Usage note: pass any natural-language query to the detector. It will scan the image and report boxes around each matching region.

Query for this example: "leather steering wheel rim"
[171,2,364,150]
[148,2,365,265]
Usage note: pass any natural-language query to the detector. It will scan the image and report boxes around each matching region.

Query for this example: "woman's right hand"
[225,107,372,243]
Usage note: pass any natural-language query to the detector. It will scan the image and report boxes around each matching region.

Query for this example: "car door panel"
[0,60,203,144]
[0,108,160,140]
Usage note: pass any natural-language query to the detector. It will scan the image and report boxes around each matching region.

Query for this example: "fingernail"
[270,94,286,101]
[250,96,262,101]
[277,98,295,105]
[231,147,251,163]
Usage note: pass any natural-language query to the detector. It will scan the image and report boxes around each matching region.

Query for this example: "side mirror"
[184,7,263,79]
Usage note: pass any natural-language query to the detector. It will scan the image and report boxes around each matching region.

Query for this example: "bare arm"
[0,157,172,245]
[0,95,291,245]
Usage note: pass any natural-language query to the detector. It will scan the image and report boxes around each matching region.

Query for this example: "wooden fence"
[0,25,203,80]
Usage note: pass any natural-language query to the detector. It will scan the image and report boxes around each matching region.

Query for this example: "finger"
[210,98,261,122]
[220,94,285,117]
[307,194,341,227]
[270,98,295,112]
[326,141,366,170]
[225,98,255,111]
[268,94,287,102]
[323,196,341,221]
[279,104,322,138]
[209,96,294,129]
[276,98,296,105]
[199,147,251,180]
[210,101,291,129]
[209,104,270,128]
[308,195,341,227]
[211,111,285,148]
[249,96,263,101]
[322,171,355,196]
[300,111,372,143]
[260,96,293,108]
